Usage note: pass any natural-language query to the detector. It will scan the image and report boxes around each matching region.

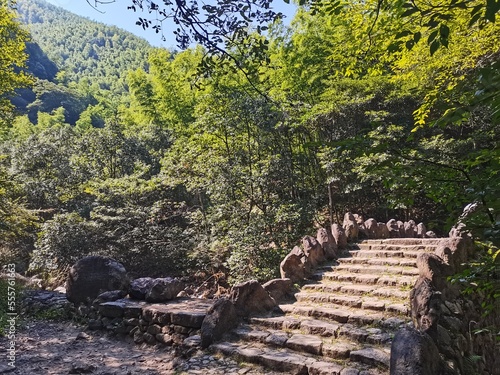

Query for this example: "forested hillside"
[17,0,151,92]
[11,0,152,125]
[0,0,498,289]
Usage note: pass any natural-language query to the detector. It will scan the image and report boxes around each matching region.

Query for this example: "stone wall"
[391,236,500,375]
[93,298,214,347]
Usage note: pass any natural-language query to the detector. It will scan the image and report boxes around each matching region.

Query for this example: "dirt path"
[0,320,278,375]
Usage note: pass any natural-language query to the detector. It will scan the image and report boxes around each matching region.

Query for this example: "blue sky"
[44,0,297,48]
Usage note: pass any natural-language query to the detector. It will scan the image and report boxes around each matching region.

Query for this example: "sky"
[44,0,297,48]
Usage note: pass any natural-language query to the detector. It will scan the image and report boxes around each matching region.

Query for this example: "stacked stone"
[21,289,74,318]
[93,297,213,347]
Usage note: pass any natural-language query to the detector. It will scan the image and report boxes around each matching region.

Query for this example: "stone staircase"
[210,238,442,375]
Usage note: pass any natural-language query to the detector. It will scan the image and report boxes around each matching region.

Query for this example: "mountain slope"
[17,0,153,93]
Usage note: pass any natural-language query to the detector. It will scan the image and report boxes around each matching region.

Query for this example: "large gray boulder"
[200,298,239,348]
[316,227,337,260]
[230,280,277,316]
[262,278,295,303]
[331,223,348,249]
[302,235,325,267]
[390,327,443,375]
[387,219,400,238]
[129,277,154,300]
[416,222,427,238]
[378,222,390,239]
[66,256,129,305]
[280,247,306,283]
[404,220,417,238]
[364,218,379,239]
[145,277,185,303]
[410,277,442,340]
[343,212,359,241]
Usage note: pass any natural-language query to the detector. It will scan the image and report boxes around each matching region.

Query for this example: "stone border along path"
[210,238,442,375]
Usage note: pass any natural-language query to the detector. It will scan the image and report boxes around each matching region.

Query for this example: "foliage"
[450,242,500,317]
[0,0,32,135]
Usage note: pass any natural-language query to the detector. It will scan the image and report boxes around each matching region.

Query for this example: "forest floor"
[0,319,280,375]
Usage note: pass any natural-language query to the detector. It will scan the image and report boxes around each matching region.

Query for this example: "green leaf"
[427,30,439,44]
[430,39,440,55]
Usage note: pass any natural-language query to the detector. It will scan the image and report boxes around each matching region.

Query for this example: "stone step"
[331,264,419,276]
[313,271,417,288]
[349,249,427,259]
[279,303,410,327]
[294,292,409,315]
[360,238,442,245]
[352,243,438,252]
[211,341,389,375]
[337,257,417,267]
[247,317,394,346]
[302,282,410,299]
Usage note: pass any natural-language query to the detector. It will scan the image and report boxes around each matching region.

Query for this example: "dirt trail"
[0,320,277,375]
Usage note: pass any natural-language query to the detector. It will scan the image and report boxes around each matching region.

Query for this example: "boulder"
[436,237,473,272]
[230,279,277,316]
[416,223,427,238]
[302,235,326,267]
[425,231,437,238]
[331,223,348,248]
[316,227,338,260]
[404,220,417,238]
[390,327,443,375]
[92,290,127,308]
[416,253,452,291]
[145,278,185,303]
[200,298,239,348]
[378,222,389,239]
[364,219,378,239]
[262,278,295,303]
[280,248,306,283]
[343,212,359,241]
[129,277,154,300]
[397,220,405,237]
[66,256,129,305]
[386,219,400,238]
[410,277,441,339]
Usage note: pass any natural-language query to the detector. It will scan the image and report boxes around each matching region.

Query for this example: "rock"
[387,219,400,238]
[397,220,405,237]
[410,277,441,339]
[316,228,338,260]
[98,301,125,318]
[331,223,348,249]
[350,347,390,368]
[302,235,326,267]
[449,222,469,238]
[426,231,437,238]
[343,212,359,242]
[92,290,127,307]
[286,334,323,355]
[66,256,129,305]
[378,222,389,239]
[129,277,154,300]
[156,333,173,345]
[230,280,277,317]
[280,248,306,283]
[353,214,367,239]
[200,298,240,348]
[416,253,452,291]
[390,327,443,375]
[145,278,185,303]
[262,278,295,303]
[364,219,378,239]
[69,363,96,374]
[416,223,426,238]
[404,220,417,238]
